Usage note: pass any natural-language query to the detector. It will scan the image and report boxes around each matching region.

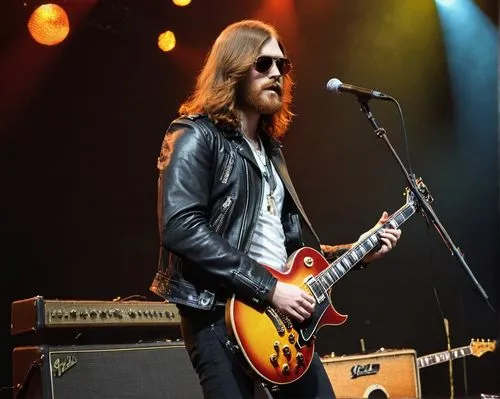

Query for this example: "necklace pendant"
[266,194,277,216]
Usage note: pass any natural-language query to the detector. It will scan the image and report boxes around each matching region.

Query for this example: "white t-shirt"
[244,137,288,271]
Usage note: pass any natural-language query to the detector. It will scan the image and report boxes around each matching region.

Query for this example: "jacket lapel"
[221,126,260,170]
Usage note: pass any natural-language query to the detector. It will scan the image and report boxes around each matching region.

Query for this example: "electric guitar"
[226,181,433,385]
[417,339,496,369]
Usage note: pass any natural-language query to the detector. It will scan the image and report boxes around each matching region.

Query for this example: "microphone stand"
[357,98,496,316]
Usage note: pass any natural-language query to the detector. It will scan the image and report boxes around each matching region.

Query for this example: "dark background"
[1,0,498,397]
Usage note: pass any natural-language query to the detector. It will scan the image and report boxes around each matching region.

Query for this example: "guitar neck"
[314,196,418,292]
[417,346,471,369]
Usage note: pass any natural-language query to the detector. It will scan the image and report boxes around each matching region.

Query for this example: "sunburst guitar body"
[226,247,347,385]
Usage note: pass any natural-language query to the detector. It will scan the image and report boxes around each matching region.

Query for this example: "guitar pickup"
[304,276,326,303]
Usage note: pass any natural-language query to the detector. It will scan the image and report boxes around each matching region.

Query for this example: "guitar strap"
[270,146,323,251]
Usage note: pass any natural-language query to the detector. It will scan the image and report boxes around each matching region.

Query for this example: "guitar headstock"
[470,339,496,357]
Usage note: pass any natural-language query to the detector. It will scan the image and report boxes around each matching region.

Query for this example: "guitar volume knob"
[269,354,278,365]
[281,363,290,375]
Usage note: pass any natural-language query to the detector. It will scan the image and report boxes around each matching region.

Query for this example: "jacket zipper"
[220,152,235,184]
[212,196,233,233]
[234,268,261,292]
[237,161,251,250]
[238,160,264,254]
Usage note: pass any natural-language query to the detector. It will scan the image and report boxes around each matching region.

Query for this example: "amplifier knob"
[90,310,98,319]
[99,311,107,318]
[70,310,77,318]
[128,310,136,318]
[166,311,174,318]
[153,310,158,317]
[113,309,122,318]
[80,311,89,318]
[56,310,63,319]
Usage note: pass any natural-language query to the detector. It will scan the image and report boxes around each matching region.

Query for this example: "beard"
[238,82,283,115]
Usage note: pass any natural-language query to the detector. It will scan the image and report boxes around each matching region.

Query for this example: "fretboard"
[417,346,471,369]
[312,195,417,293]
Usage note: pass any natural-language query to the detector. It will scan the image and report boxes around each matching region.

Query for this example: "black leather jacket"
[150,115,323,310]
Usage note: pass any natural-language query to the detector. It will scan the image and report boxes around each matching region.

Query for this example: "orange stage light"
[27,3,70,46]
[158,30,176,52]
[172,0,192,6]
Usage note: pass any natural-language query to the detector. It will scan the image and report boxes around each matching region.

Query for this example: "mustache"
[262,82,282,95]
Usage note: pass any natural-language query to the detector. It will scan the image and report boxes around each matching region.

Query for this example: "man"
[150,20,401,399]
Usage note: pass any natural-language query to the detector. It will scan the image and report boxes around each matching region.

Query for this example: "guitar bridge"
[275,309,293,329]
[265,307,286,335]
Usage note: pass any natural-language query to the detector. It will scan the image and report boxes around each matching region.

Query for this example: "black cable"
[391,97,415,181]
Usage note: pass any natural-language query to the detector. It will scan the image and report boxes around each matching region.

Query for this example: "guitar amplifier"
[321,349,421,398]
[11,296,180,335]
[12,341,203,399]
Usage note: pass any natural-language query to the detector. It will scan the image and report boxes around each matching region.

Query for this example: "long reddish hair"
[179,20,294,140]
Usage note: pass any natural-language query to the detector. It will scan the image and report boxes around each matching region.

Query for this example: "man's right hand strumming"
[268,281,316,322]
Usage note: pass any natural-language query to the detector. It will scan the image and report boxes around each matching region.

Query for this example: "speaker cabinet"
[12,341,202,399]
[321,349,421,398]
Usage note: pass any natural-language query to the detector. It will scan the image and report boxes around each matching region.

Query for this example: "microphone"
[326,78,392,101]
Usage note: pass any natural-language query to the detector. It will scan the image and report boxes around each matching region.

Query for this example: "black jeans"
[180,307,336,399]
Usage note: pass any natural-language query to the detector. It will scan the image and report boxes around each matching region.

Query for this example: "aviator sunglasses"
[253,56,292,76]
